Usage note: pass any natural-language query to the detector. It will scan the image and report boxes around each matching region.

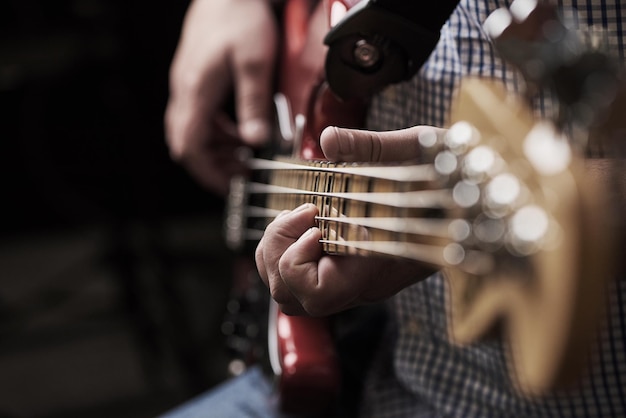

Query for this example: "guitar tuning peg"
[484,0,562,43]
[509,0,540,23]
[445,121,481,154]
[483,8,511,41]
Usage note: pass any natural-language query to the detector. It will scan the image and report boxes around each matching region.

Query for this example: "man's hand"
[255,125,446,316]
[165,0,278,195]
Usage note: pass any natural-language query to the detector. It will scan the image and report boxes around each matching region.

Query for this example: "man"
[164,0,626,416]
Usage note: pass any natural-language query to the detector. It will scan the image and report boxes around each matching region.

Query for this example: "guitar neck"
[249,157,457,265]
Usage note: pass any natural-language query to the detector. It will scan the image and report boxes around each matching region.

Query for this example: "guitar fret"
[313,164,320,210]
[319,165,328,241]
[326,167,338,253]
[338,174,349,249]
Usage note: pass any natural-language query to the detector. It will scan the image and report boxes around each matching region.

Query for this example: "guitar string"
[248,158,438,182]
[317,239,492,275]
[314,215,454,236]
[238,159,495,272]
[245,207,455,237]
[238,225,491,275]
[247,182,455,209]
[240,204,483,266]
[242,161,459,246]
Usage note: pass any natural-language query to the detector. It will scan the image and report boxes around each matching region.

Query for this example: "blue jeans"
[160,366,294,418]
[161,305,386,418]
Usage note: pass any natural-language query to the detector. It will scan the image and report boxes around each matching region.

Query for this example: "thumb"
[320,125,445,163]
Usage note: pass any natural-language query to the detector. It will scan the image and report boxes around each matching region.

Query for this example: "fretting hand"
[255,125,446,316]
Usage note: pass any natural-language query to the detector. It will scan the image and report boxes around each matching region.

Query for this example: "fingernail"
[293,203,315,213]
[240,120,270,145]
[275,204,313,220]
[301,227,319,238]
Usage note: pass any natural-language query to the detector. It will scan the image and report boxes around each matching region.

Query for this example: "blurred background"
[0,0,241,416]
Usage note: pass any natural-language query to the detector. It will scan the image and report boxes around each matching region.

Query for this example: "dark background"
[0,0,240,416]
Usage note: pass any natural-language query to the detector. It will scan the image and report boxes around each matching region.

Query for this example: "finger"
[277,227,326,315]
[164,94,210,161]
[320,125,446,163]
[278,249,373,317]
[255,209,290,285]
[179,144,245,196]
[164,67,233,194]
[255,204,319,309]
[165,105,246,195]
[232,26,277,146]
[280,241,370,316]
[165,0,232,156]
[256,233,305,317]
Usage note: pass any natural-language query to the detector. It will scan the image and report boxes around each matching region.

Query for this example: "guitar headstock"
[443,0,621,395]
[441,77,614,395]
[483,0,624,154]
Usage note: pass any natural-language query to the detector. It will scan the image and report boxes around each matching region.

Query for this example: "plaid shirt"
[361,0,626,416]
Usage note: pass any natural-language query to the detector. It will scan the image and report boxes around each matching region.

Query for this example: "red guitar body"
[271,0,366,415]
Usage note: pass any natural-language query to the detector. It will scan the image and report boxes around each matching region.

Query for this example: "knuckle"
[269,284,291,305]
[240,57,269,77]
[367,132,384,162]
[170,63,204,95]
[263,217,280,236]
[268,285,281,301]
[343,130,357,156]
[300,299,330,317]
[277,257,295,280]
[254,245,266,276]
[166,132,192,161]
[280,304,305,316]
[167,141,186,160]
[266,212,297,240]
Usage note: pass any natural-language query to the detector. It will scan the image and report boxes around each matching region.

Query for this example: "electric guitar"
[224,0,622,415]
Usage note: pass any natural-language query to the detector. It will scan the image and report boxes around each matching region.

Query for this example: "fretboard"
[226,156,496,274]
